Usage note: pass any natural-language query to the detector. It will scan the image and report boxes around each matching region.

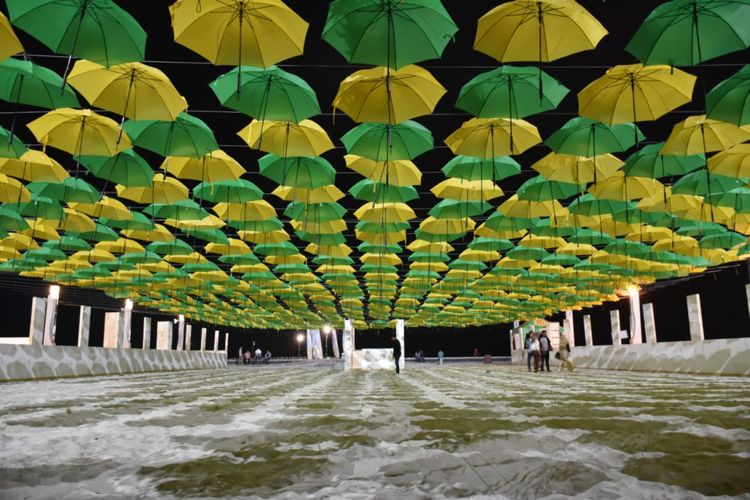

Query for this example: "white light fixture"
[322,324,331,334]
[49,285,60,300]
[178,314,185,322]
[124,299,134,311]
[296,333,304,343]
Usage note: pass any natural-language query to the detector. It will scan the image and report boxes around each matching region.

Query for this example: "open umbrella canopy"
[706,65,750,126]
[27,108,131,156]
[123,112,218,158]
[0,57,79,109]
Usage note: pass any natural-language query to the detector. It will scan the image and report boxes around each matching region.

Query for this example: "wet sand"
[0,364,749,499]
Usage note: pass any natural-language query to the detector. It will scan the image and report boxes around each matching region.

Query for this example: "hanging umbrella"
[445,117,541,157]
[258,154,335,188]
[333,65,446,124]
[354,202,416,223]
[27,108,131,156]
[116,174,189,204]
[0,205,29,231]
[193,179,263,204]
[475,0,607,63]
[517,176,581,201]
[706,65,750,126]
[546,117,644,157]
[456,66,568,118]
[76,149,153,187]
[27,177,99,203]
[344,155,421,186]
[672,171,745,196]
[0,11,23,60]
[213,200,276,221]
[442,155,521,182]
[663,115,750,155]
[162,150,245,182]
[284,202,347,223]
[0,125,27,158]
[0,58,79,122]
[144,200,210,221]
[431,178,504,201]
[68,196,132,221]
[322,0,458,69]
[626,0,750,66]
[0,150,68,182]
[210,65,320,122]
[531,152,622,184]
[430,199,493,219]
[170,0,308,69]
[622,142,704,178]
[238,119,335,157]
[578,64,696,126]
[349,180,418,203]
[68,60,186,120]
[123,113,218,158]
[708,144,750,178]
[69,223,119,242]
[272,185,345,204]
[341,121,433,161]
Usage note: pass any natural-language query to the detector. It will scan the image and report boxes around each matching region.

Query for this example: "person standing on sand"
[391,336,402,374]
[558,333,575,372]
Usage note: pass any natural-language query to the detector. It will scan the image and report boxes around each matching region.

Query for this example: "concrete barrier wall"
[0,344,227,382]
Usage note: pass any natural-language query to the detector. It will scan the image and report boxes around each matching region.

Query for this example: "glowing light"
[49,285,60,300]
[322,324,331,334]
[125,299,134,311]
[296,333,304,343]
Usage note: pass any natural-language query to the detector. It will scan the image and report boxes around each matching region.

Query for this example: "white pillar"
[687,293,705,341]
[103,312,121,348]
[142,317,152,349]
[29,297,46,345]
[77,306,91,347]
[213,330,219,351]
[43,286,60,346]
[343,319,355,371]
[610,309,622,346]
[156,321,172,350]
[583,314,593,346]
[564,308,575,346]
[223,332,229,352]
[746,284,750,321]
[176,315,185,351]
[200,327,207,351]
[331,328,340,358]
[642,303,657,344]
[121,304,132,349]
[396,319,405,372]
[185,324,192,351]
[628,288,642,344]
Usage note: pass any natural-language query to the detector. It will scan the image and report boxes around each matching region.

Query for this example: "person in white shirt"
[529,333,542,373]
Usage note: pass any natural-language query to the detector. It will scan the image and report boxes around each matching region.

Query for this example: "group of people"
[239,346,272,365]
[524,330,574,373]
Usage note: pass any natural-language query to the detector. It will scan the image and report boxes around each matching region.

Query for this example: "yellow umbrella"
[344,154,421,186]
[430,178,503,201]
[166,214,226,229]
[0,150,68,182]
[122,223,175,242]
[55,209,96,233]
[445,117,541,157]
[0,246,22,260]
[237,119,334,156]
[0,11,22,60]
[27,108,131,156]
[1,233,39,251]
[578,64,696,125]
[20,219,59,241]
[239,229,290,243]
[360,253,401,266]
[406,240,454,253]
[290,219,347,234]
[95,238,145,255]
[264,253,305,264]
[662,115,750,155]
[162,149,245,182]
[652,235,701,256]
[410,261,448,272]
[499,195,566,218]
[707,144,750,178]
[170,0,307,68]
[116,174,189,204]
[164,252,208,264]
[519,234,567,249]
[625,225,674,243]
[531,151,622,184]
[556,242,597,256]
[589,173,663,201]
[304,243,351,257]
[333,65,446,124]
[68,196,133,221]
[0,173,31,202]
[419,216,475,234]
[205,238,251,255]
[68,60,187,120]
[272,184,344,203]
[213,200,276,221]
[474,0,607,63]
[459,249,499,261]
[672,200,734,224]
[354,202,416,223]
[355,229,406,244]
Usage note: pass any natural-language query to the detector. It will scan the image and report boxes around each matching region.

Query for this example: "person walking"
[437,350,444,366]
[391,336,402,374]
[529,332,542,373]
[539,330,552,372]
[524,333,533,371]
[558,333,575,372]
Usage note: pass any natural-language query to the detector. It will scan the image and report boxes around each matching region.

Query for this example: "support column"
[185,324,192,351]
[610,309,622,346]
[343,319,355,371]
[583,314,593,346]
[331,327,340,358]
[746,284,750,321]
[77,305,91,347]
[642,303,657,344]
[176,315,185,351]
[223,331,229,352]
[213,330,219,351]
[120,301,133,349]
[396,319,405,372]
[142,317,152,349]
[687,293,705,341]
[156,321,172,350]
[29,297,46,345]
[200,327,207,351]
[307,329,322,359]
[43,286,60,346]
[103,312,121,348]
[564,308,575,346]
[628,287,642,344]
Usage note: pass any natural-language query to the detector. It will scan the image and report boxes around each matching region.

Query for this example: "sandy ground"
[0,363,749,499]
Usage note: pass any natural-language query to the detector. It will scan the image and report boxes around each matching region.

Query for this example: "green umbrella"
[456,66,569,118]
[69,222,120,242]
[676,220,727,236]
[626,0,750,66]
[0,125,27,158]
[313,255,354,265]
[27,177,99,203]
[296,232,346,245]
[429,199,492,219]
[23,247,66,261]
[568,194,633,216]
[672,171,745,196]
[356,220,409,232]
[542,253,581,266]
[517,175,581,201]
[101,211,153,230]
[341,121,433,161]
[699,231,746,249]
[409,252,450,262]
[414,228,466,243]
[210,66,320,122]
[255,241,298,256]
[144,199,209,221]
[322,0,458,69]
[441,155,520,181]
[0,205,29,231]
[182,227,229,244]
[706,64,750,126]
[483,212,538,231]
[218,253,261,265]
[568,228,615,246]
[119,251,162,264]
[258,154,335,189]
[193,179,263,204]
[6,0,146,66]
[123,113,218,158]
[284,202,346,222]
[228,218,284,232]
[146,239,194,256]
[182,261,220,273]
[42,235,91,252]
[604,240,652,259]
[506,246,549,261]
[545,117,644,157]
[622,142,704,178]
[4,195,63,219]
[705,187,750,211]
[529,219,575,237]
[76,149,153,187]
[74,265,112,279]
[358,242,401,254]
[349,179,418,203]
[468,237,513,252]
